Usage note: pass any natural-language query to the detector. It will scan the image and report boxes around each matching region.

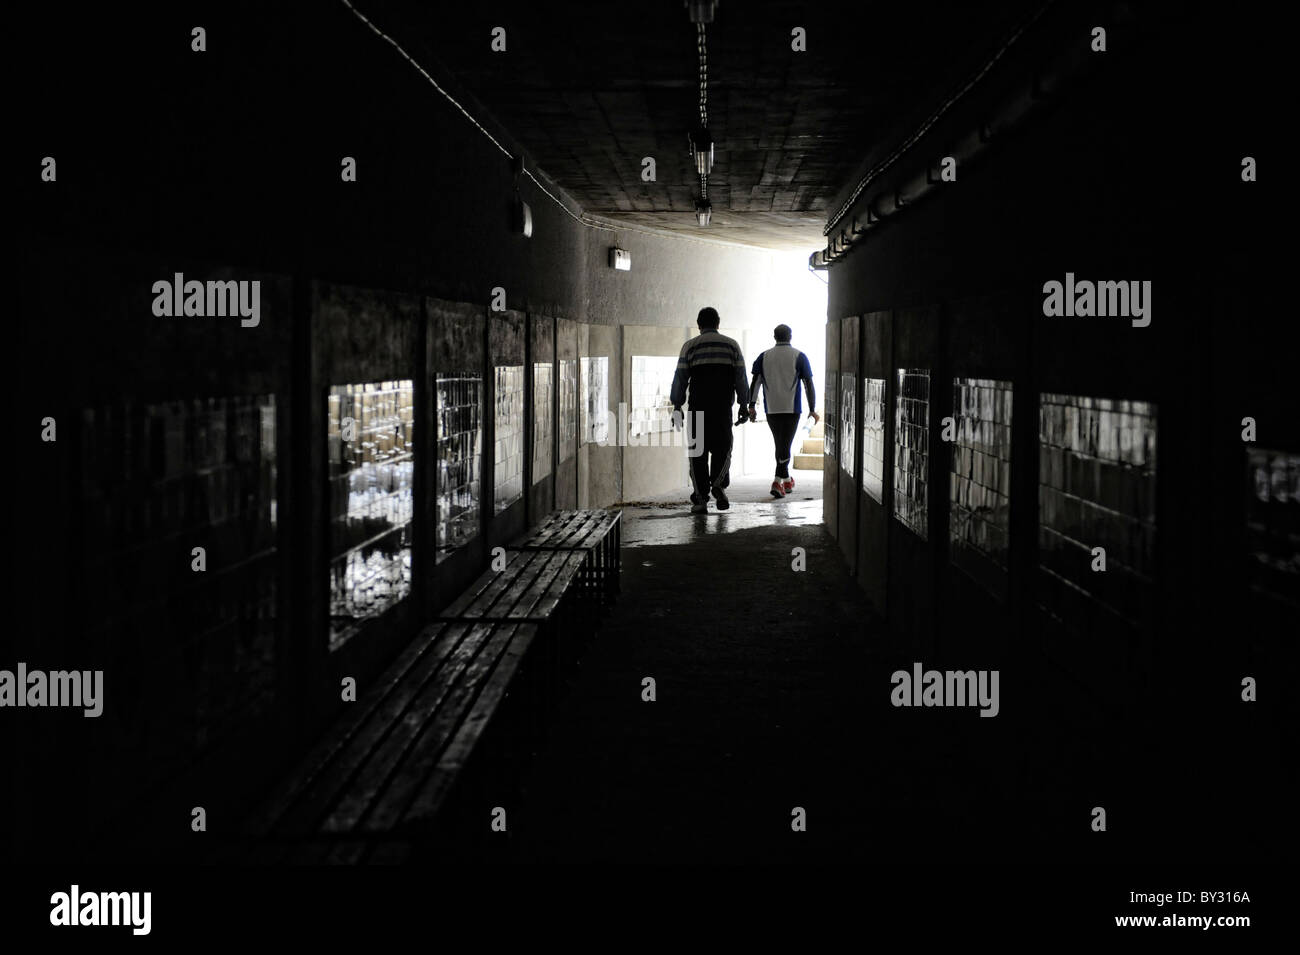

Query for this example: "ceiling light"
[685,0,718,25]
[689,127,714,176]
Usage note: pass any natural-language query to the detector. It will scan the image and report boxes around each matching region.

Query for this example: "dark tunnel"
[6,0,1296,928]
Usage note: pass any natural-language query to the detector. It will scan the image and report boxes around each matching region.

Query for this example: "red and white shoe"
[782,477,795,494]
[770,480,786,498]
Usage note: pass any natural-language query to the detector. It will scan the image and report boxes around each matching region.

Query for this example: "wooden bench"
[231,511,620,864]
[439,546,591,674]
[236,617,542,864]
[511,508,622,608]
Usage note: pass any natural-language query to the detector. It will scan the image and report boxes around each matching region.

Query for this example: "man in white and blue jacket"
[747,324,819,498]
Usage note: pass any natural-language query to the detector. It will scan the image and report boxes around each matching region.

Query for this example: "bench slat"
[520,509,582,540]
[403,623,538,828]
[244,509,618,860]
[442,550,581,622]
[512,511,621,607]
[360,621,524,833]
[270,624,477,834]
[439,550,544,619]
[474,551,553,619]
[318,621,501,834]
[502,550,583,620]
[517,509,616,550]
[246,621,455,836]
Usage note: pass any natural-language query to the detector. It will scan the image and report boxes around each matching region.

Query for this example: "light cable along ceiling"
[689,4,715,228]
[375,0,1048,251]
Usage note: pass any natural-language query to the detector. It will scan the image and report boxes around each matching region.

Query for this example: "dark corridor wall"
[819,3,1295,829]
[9,0,773,862]
[17,1,773,327]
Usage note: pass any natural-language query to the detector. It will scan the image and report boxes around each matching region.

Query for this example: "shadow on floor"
[410,488,1293,864]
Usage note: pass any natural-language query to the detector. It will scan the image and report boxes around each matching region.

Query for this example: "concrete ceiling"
[385,1,1044,251]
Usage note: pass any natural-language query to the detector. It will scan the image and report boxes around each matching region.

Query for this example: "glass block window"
[862,377,886,503]
[630,355,677,438]
[581,356,609,445]
[435,372,482,563]
[1246,447,1299,609]
[494,365,524,512]
[950,378,1013,594]
[824,371,838,462]
[893,369,930,539]
[533,362,553,483]
[1037,392,1157,628]
[327,380,414,651]
[840,373,856,478]
[77,394,278,772]
[558,359,577,462]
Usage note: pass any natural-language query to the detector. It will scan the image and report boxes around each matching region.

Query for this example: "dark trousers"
[767,412,800,478]
[687,404,734,499]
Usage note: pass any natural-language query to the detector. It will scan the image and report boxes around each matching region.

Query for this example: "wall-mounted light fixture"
[511,197,533,237]
[510,156,533,238]
[609,247,632,271]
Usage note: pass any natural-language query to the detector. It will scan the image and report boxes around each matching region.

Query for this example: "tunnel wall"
[836,317,860,576]
[556,319,580,510]
[822,323,841,538]
[429,297,488,617]
[856,310,893,617]
[621,326,695,501]
[583,324,624,507]
[12,0,787,859]
[821,8,1292,727]
[17,1,778,503]
[527,313,557,521]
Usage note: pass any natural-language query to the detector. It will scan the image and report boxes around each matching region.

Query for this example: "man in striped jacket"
[670,307,750,513]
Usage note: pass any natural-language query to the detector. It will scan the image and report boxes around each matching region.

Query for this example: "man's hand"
[809,410,821,425]
[747,403,757,422]
[671,407,684,431]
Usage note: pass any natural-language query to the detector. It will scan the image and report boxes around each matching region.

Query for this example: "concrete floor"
[618,469,824,547]
[446,464,1046,864]
[415,464,1278,864]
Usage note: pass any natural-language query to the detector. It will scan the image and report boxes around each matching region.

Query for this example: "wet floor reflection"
[621,497,823,547]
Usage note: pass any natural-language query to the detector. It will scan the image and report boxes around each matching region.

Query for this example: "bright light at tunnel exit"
[764,249,827,390]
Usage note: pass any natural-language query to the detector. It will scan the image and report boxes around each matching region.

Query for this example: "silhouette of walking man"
[670,307,749,513]
[747,323,818,498]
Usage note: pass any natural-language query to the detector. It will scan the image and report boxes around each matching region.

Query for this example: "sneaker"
[690,500,708,514]
[782,477,795,493]
[712,488,730,510]
[770,480,786,498]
